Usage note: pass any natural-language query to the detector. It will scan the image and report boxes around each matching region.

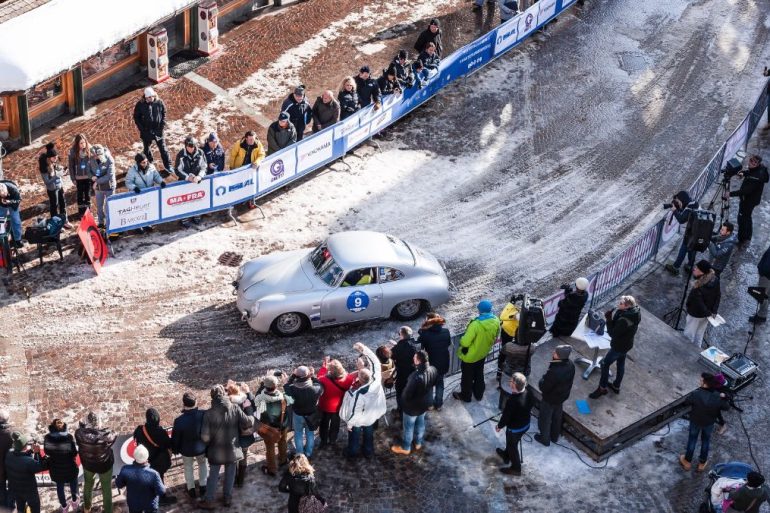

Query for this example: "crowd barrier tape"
[105,0,571,233]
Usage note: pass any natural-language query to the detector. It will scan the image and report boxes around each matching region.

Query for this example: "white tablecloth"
[570,313,612,350]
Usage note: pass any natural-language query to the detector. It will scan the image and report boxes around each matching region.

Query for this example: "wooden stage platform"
[529,306,703,460]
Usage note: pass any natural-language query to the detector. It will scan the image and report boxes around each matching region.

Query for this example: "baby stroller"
[700,461,754,513]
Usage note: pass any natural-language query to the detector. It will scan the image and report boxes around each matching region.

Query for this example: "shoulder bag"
[257,399,285,444]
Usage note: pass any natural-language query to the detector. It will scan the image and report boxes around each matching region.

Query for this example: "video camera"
[662,195,682,210]
[721,157,742,179]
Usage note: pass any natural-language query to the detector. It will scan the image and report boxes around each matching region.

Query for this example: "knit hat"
[135,152,147,164]
[575,277,589,291]
[12,432,28,452]
[747,471,765,487]
[477,299,493,314]
[293,85,305,96]
[294,366,310,379]
[133,444,149,464]
[359,65,370,73]
[429,18,440,27]
[278,112,290,122]
[555,345,572,359]
[143,87,156,98]
[207,132,218,142]
[695,259,712,274]
[184,136,196,147]
[263,375,278,390]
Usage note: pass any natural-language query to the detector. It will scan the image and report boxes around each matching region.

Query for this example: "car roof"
[326,231,415,270]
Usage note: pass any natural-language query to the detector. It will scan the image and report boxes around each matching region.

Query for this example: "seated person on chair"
[0,181,23,248]
[341,269,373,287]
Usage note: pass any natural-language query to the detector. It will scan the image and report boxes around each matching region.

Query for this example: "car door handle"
[372,295,382,300]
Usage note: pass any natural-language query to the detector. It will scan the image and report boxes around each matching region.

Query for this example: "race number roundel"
[347,290,369,313]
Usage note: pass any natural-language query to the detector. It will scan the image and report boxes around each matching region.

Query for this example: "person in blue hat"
[453,299,500,402]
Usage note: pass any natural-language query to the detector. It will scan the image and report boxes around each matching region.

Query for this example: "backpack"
[47,216,64,237]
[586,309,606,336]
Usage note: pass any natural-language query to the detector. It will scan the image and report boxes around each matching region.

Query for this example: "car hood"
[240,249,314,299]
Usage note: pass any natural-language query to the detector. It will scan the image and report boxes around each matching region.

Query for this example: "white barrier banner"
[258,148,297,193]
[297,130,334,173]
[660,211,680,243]
[517,4,540,42]
[382,93,401,111]
[370,108,393,133]
[161,180,210,218]
[494,16,520,56]
[539,0,557,20]
[107,189,160,231]
[334,114,360,140]
[211,167,256,208]
[346,122,371,150]
[721,115,750,168]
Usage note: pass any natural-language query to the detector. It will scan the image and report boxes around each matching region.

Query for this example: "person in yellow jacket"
[227,130,266,169]
[452,299,500,402]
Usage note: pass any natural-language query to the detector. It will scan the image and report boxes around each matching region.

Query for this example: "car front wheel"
[271,312,308,337]
[392,299,424,321]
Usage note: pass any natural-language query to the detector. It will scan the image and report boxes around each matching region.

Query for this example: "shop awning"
[0,0,197,93]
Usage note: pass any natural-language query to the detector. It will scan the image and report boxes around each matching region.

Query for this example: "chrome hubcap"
[277,313,302,333]
[397,300,421,317]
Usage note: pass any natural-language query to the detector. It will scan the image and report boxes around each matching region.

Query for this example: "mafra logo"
[167,190,206,205]
[270,160,285,182]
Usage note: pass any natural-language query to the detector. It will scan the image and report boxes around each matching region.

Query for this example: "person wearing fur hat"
[75,411,116,513]
[453,299,500,402]
[284,366,324,459]
[281,85,313,141]
[0,409,13,508]
[5,432,48,513]
[535,345,575,447]
[267,112,298,156]
[417,312,451,410]
[40,146,73,229]
[89,144,116,228]
[679,373,729,472]
[550,277,590,337]
[255,374,293,476]
[132,409,176,506]
[727,471,770,513]
[44,418,80,513]
[115,445,166,513]
[132,87,172,172]
[684,260,721,348]
[665,190,700,276]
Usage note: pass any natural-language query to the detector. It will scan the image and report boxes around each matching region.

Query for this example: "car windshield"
[310,243,344,286]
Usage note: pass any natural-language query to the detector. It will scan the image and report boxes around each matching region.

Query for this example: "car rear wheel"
[392,299,424,321]
[271,312,308,337]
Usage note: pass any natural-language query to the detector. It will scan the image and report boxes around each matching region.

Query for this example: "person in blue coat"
[115,445,166,513]
[171,392,207,498]
[201,132,226,174]
[417,312,451,410]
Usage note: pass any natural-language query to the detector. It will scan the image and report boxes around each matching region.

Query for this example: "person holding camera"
[729,155,769,244]
[684,260,721,348]
[76,412,116,513]
[550,277,590,337]
[254,374,292,477]
[417,312,451,410]
[589,296,641,399]
[494,373,532,476]
[665,190,700,276]
[5,432,48,513]
[171,392,207,499]
[707,221,738,275]
[114,445,166,513]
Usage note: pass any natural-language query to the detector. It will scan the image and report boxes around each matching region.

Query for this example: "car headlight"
[236,266,245,281]
[250,302,260,317]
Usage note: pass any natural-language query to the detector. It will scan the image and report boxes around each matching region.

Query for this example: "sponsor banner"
[660,212,680,243]
[297,130,334,173]
[334,113,360,140]
[345,122,372,151]
[517,3,540,42]
[382,93,402,111]
[453,31,495,75]
[107,188,160,232]
[258,147,297,193]
[494,16,520,56]
[160,180,210,219]
[721,114,749,168]
[370,108,394,133]
[560,0,577,8]
[211,167,257,208]
[77,209,108,274]
[539,0,558,21]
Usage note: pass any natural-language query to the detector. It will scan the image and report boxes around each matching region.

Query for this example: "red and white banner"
[77,209,108,274]
[160,180,210,218]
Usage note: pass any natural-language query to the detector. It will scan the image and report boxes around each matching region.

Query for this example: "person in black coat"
[377,67,401,97]
[589,296,641,399]
[278,454,322,513]
[284,367,324,459]
[680,373,729,472]
[337,77,360,120]
[391,351,438,455]
[391,50,414,89]
[133,408,176,506]
[417,313,451,409]
[535,346,575,447]
[753,244,770,323]
[550,278,589,337]
[730,155,769,243]
[171,392,207,499]
[664,190,700,276]
[413,18,443,57]
[354,66,381,109]
[684,260,721,348]
[43,419,79,512]
[132,87,172,171]
[495,373,532,475]
[6,433,49,513]
[0,410,13,509]
[280,86,313,141]
[391,326,419,418]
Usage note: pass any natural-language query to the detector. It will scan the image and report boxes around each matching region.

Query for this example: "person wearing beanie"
[5,432,48,513]
[39,144,73,229]
[413,19,443,57]
[202,132,226,174]
[171,392,207,498]
[75,411,117,513]
[391,50,415,90]
[254,373,294,476]
[729,154,769,243]
[132,409,176,506]
[494,373,532,476]
[417,312,452,410]
[311,90,341,133]
[284,366,323,459]
[679,373,729,472]
[266,111,298,156]
[589,295,641,399]
[132,87,172,172]
[355,66,382,110]
[227,130,266,170]
[281,85,313,141]
[453,299,500,402]
[0,409,13,509]
[684,259,721,348]
[665,190,700,276]
[115,444,166,513]
[727,471,770,513]
[391,350,438,455]
[392,326,419,419]
[535,345,575,447]
[550,277,590,337]
[88,144,116,228]
[43,418,80,513]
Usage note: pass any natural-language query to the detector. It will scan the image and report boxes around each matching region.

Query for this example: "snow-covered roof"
[0,0,196,93]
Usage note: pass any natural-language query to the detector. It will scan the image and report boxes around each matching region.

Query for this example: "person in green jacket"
[452,299,500,402]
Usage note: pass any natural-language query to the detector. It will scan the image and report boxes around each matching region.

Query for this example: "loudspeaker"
[516,295,546,346]
[686,209,716,252]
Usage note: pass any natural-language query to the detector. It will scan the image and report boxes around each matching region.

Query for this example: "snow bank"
[0,0,195,92]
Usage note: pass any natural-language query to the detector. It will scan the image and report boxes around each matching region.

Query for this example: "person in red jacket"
[317,357,356,449]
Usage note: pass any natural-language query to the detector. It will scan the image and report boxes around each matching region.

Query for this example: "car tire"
[391,299,425,321]
[271,312,308,337]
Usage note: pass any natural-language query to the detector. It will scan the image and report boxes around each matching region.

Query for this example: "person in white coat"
[339,343,386,459]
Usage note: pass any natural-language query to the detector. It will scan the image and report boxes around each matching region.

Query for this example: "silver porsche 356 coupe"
[233,231,450,336]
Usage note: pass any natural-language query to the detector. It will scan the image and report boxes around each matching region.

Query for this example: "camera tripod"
[663,264,694,330]
[706,177,731,227]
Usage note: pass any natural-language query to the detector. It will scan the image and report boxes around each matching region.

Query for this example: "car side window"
[379,267,404,283]
[341,268,376,287]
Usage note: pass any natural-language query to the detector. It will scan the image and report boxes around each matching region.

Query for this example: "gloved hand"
[460,347,469,355]
[133,187,141,194]
[160,182,166,188]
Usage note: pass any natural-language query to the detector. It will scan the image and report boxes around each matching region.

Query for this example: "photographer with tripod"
[729,155,769,245]
[665,191,700,276]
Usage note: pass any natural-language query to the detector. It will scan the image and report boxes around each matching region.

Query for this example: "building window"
[0,97,5,122]
[81,39,138,81]
[28,75,64,108]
